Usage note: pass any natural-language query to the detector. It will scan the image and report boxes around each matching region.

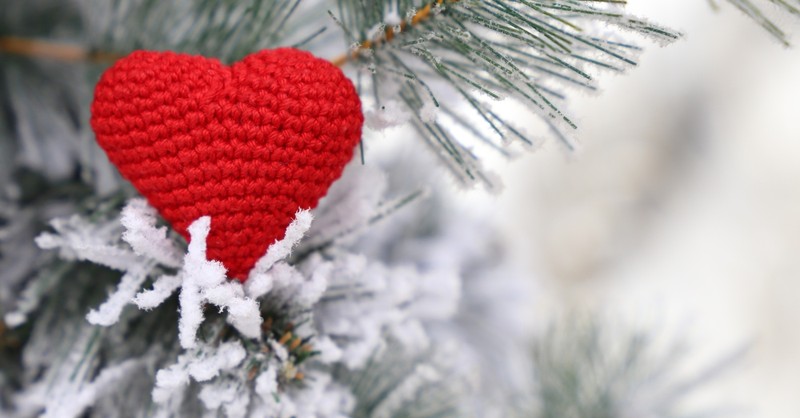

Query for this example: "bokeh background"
[497,1,800,417]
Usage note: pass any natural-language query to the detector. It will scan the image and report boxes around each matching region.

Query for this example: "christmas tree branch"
[0,1,680,190]
[1,0,793,190]
[0,36,120,63]
[0,34,352,69]
[533,317,746,417]
[1,1,634,68]
[724,0,800,46]
[2,1,795,65]
[330,0,465,67]
[327,0,681,187]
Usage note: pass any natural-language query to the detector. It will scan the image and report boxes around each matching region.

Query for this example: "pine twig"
[0,36,122,63]
[330,0,461,67]
[1,0,465,68]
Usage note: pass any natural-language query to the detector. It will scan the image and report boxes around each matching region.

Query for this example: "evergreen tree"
[0,1,795,417]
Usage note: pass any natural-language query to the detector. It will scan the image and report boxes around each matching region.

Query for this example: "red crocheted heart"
[91,48,363,281]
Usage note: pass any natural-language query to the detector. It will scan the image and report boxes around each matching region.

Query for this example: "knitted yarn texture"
[91,48,363,281]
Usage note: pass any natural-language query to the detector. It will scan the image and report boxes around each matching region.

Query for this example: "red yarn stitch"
[91,48,363,281]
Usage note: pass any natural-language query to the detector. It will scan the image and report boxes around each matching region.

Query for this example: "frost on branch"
[24,197,336,417]
[17,150,536,418]
[176,216,257,348]
[152,340,246,405]
[312,253,460,369]
[246,209,313,299]
[32,198,314,347]
[120,199,182,268]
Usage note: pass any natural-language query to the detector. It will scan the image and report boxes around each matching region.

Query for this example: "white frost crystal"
[36,200,316,348]
[22,151,535,418]
[153,341,246,403]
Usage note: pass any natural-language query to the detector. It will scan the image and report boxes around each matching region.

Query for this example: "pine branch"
[2,1,677,190]
[532,317,745,418]
[330,0,462,67]
[3,0,791,190]
[0,36,121,63]
[724,0,800,46]
[0,0,329,64]
[329,0,680,188]
[333,343,463,418]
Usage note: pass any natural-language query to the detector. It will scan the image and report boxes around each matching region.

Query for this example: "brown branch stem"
[330,0,455,66]
[0,36,121,63]
[0,0,455,67]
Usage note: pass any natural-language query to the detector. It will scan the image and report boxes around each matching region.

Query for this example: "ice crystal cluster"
[1,144,536,417]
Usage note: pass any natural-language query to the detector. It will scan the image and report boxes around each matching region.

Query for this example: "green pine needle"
[330,0,681,188]
[723,0,800,46]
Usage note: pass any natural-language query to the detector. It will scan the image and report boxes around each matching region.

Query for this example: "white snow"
[153,341,246,404]
[249,209,313,279]
[120,198,182,268]
[133,274,182,309]
[37,201,318,349]
[41,360,141,418]
[364,100,412,131]
[419,100,439,123]
[86,263,153,326]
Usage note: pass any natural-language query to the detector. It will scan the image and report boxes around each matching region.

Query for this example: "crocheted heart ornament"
[91,48,363,281]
